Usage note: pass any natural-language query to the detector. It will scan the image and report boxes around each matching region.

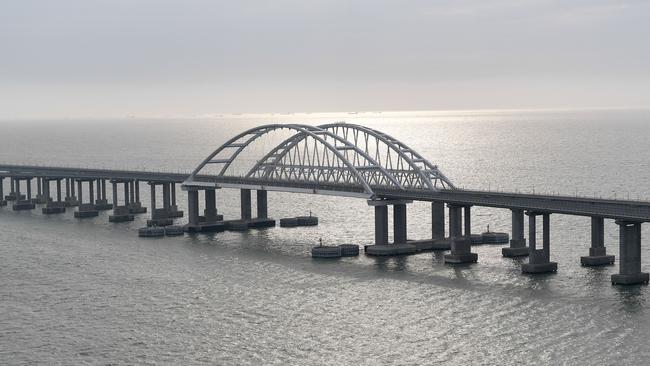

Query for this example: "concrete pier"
[128,180,147,214]
[522,212,557,273]
[581,217,615,266]
[166,183,183,218]
[444,204,477,264]
[184,188,226,232]
[74,179,99,218]
[32,177,47,204]
[94,178,113,210]
[42,178,66,214]
[241,188,252,220]
[12,177,36,210]
[611,220,649,285]
[65,178,80,206]
[147,182,173,227]
[257,189,268,219]
[503,208,529,257]
[109,180,134,222]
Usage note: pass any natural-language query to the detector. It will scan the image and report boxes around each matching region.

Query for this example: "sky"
[1,0,649,118]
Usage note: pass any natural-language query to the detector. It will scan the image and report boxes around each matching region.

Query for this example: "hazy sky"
[1,0,649,118]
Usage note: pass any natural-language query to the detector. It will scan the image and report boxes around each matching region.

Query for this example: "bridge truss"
[184,123,455,198]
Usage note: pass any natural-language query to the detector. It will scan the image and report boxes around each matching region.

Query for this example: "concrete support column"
[205,189,217,222]
[374,205,389,245]
[88,180,94,204]
[112,182,118,207]
[503,209,528,257]
[171,183,176,206]
[150,183,157,212]
[240,189,252,220]
[43,179,50,201]
[129,181,135,204]
[0,177,4,200]
[101,179,107,200]
[522,211,557,273]
[77,180,83,203]
[448,204,463,238]
[188,190,200,225]
[10,178,16,194]
[431,201,445,240]
[612,221,649,285]
[123,182,130,206]
[256,190,268,218]
[56,179,62,201]
[37,177,42,197]
[463,206,471,237]
[26,179,32,200]
[135,181,141,202]
[65,178,71,198]
[162,183,171,210]
[95,179,100,201]
[71,178,76,197]
[393,203,407,244]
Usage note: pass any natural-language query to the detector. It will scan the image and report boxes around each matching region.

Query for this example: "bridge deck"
[2,164,650,222]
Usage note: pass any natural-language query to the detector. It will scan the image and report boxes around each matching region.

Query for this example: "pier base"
[74,204,99,218]
[42,202,66,214]
[612,273,650,285]
[147,218,173,227]
[444,238,478,264]
[168,205,184,218]
[128,202,147,214]
[94,199,113,211]
[13,200,36,211]
[502,239,530,257]
[5,193,25,201]
[581,247,615,266]
[0,200,6,207]
[65,197,80,207]
[522,250,558,273]
[365,244,417,256]
[184,222,227,233]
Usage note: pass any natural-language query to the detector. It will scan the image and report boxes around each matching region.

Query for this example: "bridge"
[1,123,648,285]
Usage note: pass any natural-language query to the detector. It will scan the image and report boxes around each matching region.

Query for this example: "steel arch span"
[183,123,455,198]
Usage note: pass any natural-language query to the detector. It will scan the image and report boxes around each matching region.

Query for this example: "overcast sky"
[1,0,649,118]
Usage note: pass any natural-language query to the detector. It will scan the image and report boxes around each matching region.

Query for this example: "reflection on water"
[1,110,650,365]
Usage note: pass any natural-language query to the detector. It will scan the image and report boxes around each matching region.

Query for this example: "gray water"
[1,109,650,365]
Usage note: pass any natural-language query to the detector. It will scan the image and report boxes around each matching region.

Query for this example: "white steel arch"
[184,123,455,197]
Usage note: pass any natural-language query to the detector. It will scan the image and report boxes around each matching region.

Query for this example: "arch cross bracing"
[183,123,455,198]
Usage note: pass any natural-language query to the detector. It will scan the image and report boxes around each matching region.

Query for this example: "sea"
[1,109,650,365]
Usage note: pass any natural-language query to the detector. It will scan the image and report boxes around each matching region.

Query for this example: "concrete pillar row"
[37,177,42,197]
[71,178,76,197]
[611,221,649,285]
[256,190,268,219]
[135,180,141,203]
[431,201,445,240]
[10,177,16,194]
[241,188,252,220]
[393,203,407,244]
[0,177,4,201]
